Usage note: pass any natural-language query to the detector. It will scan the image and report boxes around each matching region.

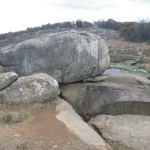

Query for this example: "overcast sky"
[0,0,150,34]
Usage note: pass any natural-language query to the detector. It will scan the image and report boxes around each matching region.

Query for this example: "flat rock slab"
[105,73,150,86]
[0,30,110,83]
[89,115,150,150]
[56,98,112,150]
[0,73,60,104]
[0,72,18,90]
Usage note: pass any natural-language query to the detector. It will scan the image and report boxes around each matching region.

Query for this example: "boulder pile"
[0,30,150,149]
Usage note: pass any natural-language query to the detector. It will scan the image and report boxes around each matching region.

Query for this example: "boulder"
[0,72,18,90]
[56,98,111,150]
[0,73,59,104]
[89,115,150,150]
[0,30,110,83]
[60,73,150,119]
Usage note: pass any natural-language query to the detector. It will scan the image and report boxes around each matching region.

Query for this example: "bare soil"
[0,105,96,150]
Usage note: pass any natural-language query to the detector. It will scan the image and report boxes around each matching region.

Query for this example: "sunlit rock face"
[0,30,110,83]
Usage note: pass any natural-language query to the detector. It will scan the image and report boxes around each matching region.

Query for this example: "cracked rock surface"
[0,30,110,83]
[89,114,150,150]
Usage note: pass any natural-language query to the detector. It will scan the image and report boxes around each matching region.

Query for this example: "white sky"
[0,0,150,34]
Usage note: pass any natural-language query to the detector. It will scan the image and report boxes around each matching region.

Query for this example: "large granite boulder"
[60,73,150,119]
[89,115,150,150]
[56,98,112,150]
[0,72,18,90]
[0,73,59,104]
[0,30,110,83]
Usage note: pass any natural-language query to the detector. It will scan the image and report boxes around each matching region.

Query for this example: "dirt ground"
[0,104,96,150]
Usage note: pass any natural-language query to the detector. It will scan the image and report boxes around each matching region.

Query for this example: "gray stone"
[82,76,107,83]
[0,73,60,104]
[60,73,150,119]
[104,68,125,74]
[0,72,18,90]
[56,98,112,150]
[89,115,150,150]
[123,60,138,65]
[105,73,150,86]
[0,30,110,83]
[133,69,148,74]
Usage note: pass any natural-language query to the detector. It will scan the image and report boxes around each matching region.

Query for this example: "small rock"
[2,114,12,123]
[11,112,22,122]
[124,60,138,65]
[133,69,148,74]
[0,72,18,91]
[147,74,150,80]
[2,112,22,123]
[33,103,43,109]
[92,76,107,82]
[83,76,107,83]
[14,133,21,137]
[138,69,148,73]
[53,145,58,148]
[138,65,145,69]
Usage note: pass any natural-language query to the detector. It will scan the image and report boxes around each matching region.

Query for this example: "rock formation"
[89,115,150,150]
[61,73,150,119]
[0,72,18,90]
[56,98,112,150]
[0,29,150,150]
[0,30,110,83]
[0,73,59,104]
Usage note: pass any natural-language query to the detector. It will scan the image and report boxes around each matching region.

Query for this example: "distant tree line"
[0,19,150,43]
[94,19,150,42]
[0,20,94,41]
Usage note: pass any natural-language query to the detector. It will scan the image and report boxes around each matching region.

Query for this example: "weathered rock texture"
[0,73,59,104]
[89,115,150,150]
[60,73,150,119]
[0,72,18,90]
[56,98,112,150]
[0,30,110,83]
